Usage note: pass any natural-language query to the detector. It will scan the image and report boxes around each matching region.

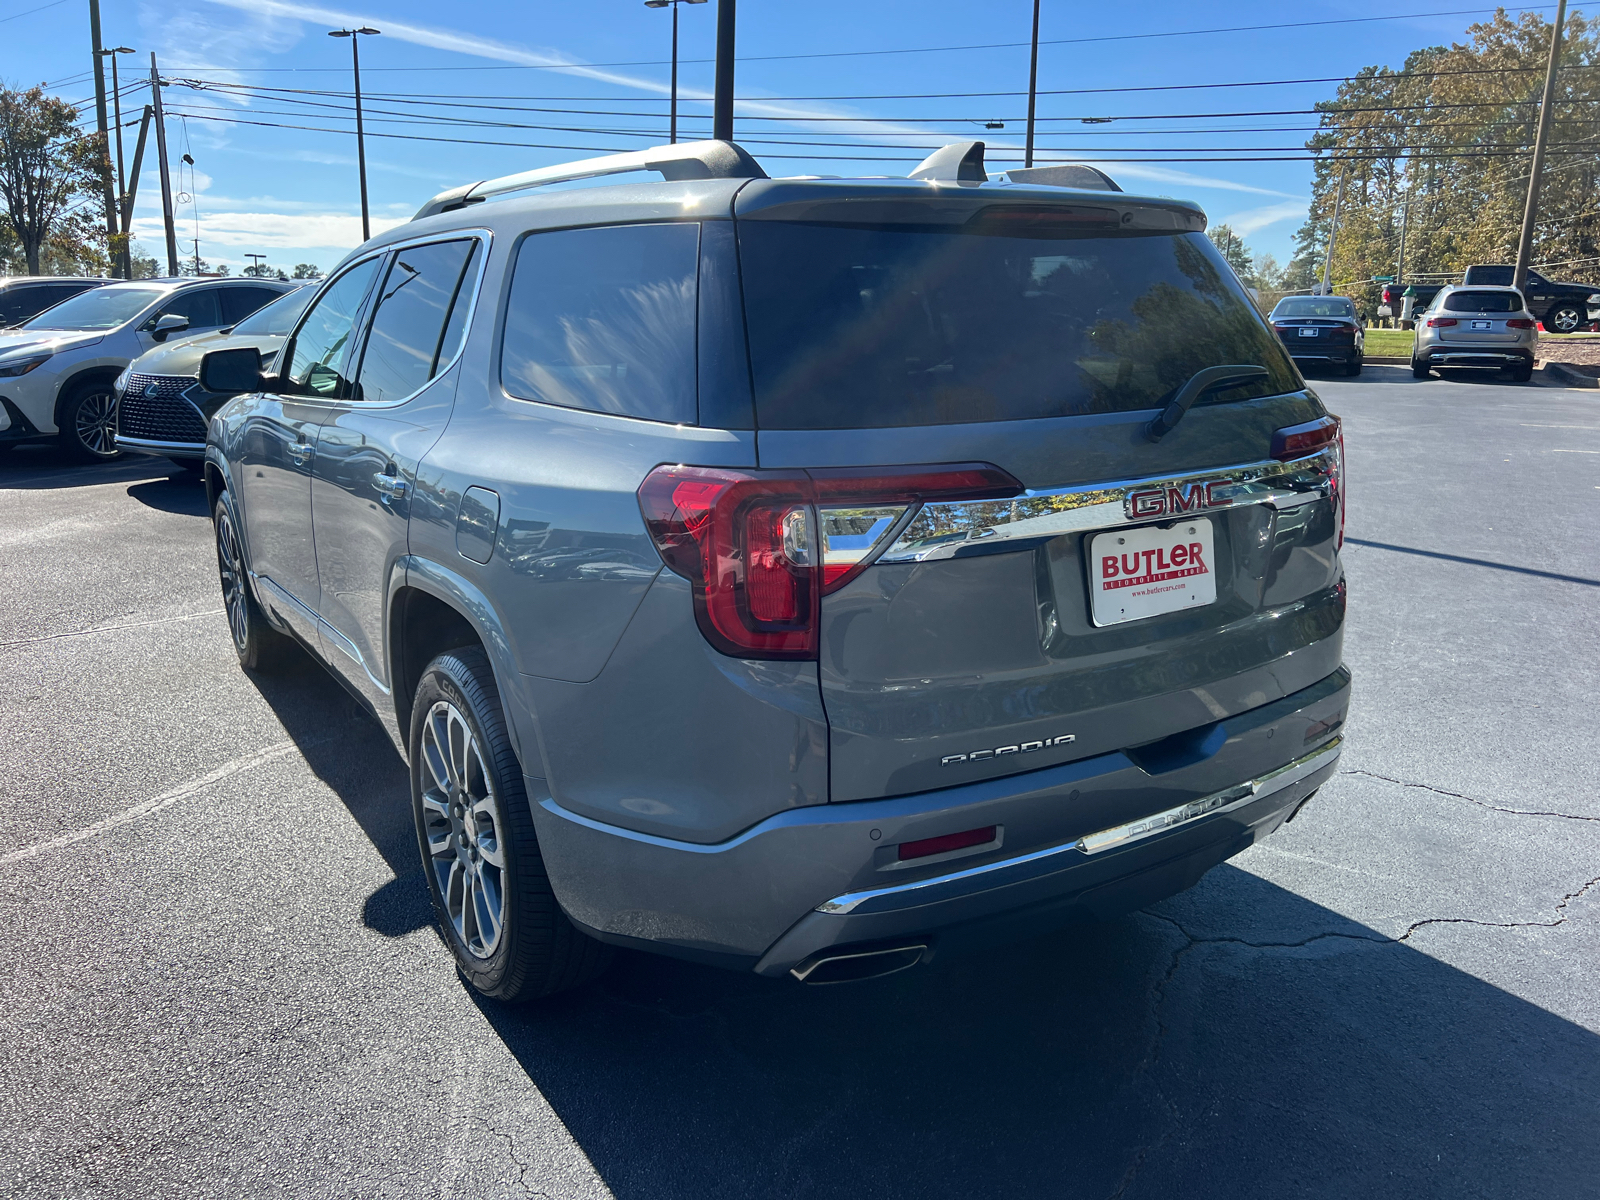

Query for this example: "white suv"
[0,277,291,460]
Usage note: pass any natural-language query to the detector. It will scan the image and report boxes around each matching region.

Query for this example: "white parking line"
[0,609,224,652]
[0,741,299,864]
[1551,449,1600,454]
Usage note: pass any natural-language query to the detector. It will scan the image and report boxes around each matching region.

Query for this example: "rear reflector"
[897,825,998,861]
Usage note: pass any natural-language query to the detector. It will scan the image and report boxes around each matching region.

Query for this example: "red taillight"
[1507,318,1535,329]
[1270,415,1340,461]
[1426,317,1458,327]
[639,462,1022,660]
[898,825,998,862]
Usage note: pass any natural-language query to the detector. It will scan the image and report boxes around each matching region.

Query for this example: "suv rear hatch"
[734,181,1345,802]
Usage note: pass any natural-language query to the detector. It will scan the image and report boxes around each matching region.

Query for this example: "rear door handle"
[373,471,410,501]
[287,441,314,466]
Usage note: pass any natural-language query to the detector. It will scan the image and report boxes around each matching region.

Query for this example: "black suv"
[1461,265,1598,333]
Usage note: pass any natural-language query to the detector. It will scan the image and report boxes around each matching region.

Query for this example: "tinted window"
[21,285,164,330]
[285,258,381,398]
[232,286,313,336]
[220,285,286,325]
[157,288,222,329]
[739,222,1297,429]
[354,239,477,403]
[1272,297,1354,318]
[0,285,45,325]
[502,223,698,424]
[1444,291,1521,313]
[1466,266,1513,286]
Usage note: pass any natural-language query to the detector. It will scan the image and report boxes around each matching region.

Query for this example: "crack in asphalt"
[1109,874,1600,1198]
[468,1117,546,1198]
[1340,768,1600,823]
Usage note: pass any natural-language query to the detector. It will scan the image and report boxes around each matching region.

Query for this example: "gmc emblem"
[1125,480,1233,521]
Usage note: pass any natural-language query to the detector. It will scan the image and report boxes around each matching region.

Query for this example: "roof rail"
[412,139,768,221]
[908,141,988,184]
[1005,163,1122,193]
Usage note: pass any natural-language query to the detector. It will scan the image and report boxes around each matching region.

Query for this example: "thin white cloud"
[1217,200,1308,235]
[195,0,1296,199]
[131,209,405,250]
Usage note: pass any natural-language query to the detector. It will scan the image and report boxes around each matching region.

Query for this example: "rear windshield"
[1465,266,1513,286]
[737,223,1298,429]
[1443,291,1522,313]
[1273,297,1353,319]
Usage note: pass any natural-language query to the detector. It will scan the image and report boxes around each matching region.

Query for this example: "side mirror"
[199,346,264,395]
[150,313,191,342]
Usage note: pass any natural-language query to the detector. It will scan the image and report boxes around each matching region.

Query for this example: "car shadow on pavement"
[244,648,433,939]
[126,474,211,517]
[470,863,1600,1199]
[0,446,177,490]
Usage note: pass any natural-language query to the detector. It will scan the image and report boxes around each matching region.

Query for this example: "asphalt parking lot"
[3,365,1598,1199]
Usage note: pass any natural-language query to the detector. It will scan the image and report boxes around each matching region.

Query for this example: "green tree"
[1207,223,1255,279]
[0,83,105,275]
[292,262,321,279]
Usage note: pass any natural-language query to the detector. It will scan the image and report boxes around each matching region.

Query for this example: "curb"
[1365,356,1411,365]
[1542,361,1600,389]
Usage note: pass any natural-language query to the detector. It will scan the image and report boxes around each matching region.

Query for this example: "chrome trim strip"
[878,446,1338,564]
[814,736,1342,916]
[114,435,204,454]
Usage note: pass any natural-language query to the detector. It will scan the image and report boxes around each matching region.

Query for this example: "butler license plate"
[1089,519,1217,627]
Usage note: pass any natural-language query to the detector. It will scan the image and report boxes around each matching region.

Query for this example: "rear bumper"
[1421,347,1533,369]
[531,665,1351,975]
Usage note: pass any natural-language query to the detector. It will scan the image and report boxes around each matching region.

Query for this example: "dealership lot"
[2,366,1597,1199]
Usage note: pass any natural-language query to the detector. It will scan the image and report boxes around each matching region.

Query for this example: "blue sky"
[4,0,1576,274]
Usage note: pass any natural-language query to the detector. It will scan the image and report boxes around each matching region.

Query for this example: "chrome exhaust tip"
[789,943,928,985]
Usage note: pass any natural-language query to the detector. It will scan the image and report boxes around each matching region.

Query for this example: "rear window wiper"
[1144,364,1269,443]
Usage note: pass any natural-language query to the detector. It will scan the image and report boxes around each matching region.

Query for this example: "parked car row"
[0,277,297,460]
[1380,265,1599,333]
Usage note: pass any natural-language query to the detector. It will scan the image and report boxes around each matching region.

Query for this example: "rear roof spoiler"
[412,139,768,220]
[1005,163,1122,192]
[906,141,1122,192]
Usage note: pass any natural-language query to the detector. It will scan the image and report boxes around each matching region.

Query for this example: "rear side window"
[220,286,285,325]
[1444,291,1521,313]
[501,222,699,424]
[157,288,221,329]
[354,239,478,403]
[738,223,1297,429]
[1466,266,1513,286]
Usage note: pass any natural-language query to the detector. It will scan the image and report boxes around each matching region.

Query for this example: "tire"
[1411,358,1430,379]
[1547,304,1584,334]
[411,648,611,1002]
[58,380,121,461]
[1510,363,1534,383]
[1345,356,1363,377]
[213,496,296,672]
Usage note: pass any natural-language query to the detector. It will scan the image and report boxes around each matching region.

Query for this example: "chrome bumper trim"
[115,434,206,455]
[814,736,1342,916]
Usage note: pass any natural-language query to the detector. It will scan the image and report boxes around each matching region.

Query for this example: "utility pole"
[1025,0,1040,168]
[1319,168,1346,295]
[88,0,119,276]
[149,53,179,277]
[1396,194,1409,286]
[1514,0,1568,291]
[100,46,135,277]
[713,0,735,142]
[121,106,151,274]
[329,28,380,242]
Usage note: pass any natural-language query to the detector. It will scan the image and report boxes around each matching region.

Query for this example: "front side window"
[1443,291,1521,313]
[738,221,1298,430]
[155,288,222,329]
[20,285,164,331]
[353,239,478,403]
[501,222,699,424]
[285,258,382,397]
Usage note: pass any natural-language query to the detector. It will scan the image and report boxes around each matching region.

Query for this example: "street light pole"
[1514,0,1568,292]
[644,0,706,145]
[1319,168,1346,296]
[245,253,266,277]
[329,27,380,243]
[1025,0,1040,168]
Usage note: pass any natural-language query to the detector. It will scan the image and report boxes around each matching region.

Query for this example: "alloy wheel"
[419,701,507,959]
[1550,307,1582,334]
[74,389,119,456]
[215,508,249,652]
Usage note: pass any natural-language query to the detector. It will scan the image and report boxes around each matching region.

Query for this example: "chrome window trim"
[279,229,492,412]
[875,444,1338,565]
[815,735,1343,916]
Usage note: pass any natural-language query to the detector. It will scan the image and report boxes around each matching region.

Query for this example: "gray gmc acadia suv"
[199,140,1349,998]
